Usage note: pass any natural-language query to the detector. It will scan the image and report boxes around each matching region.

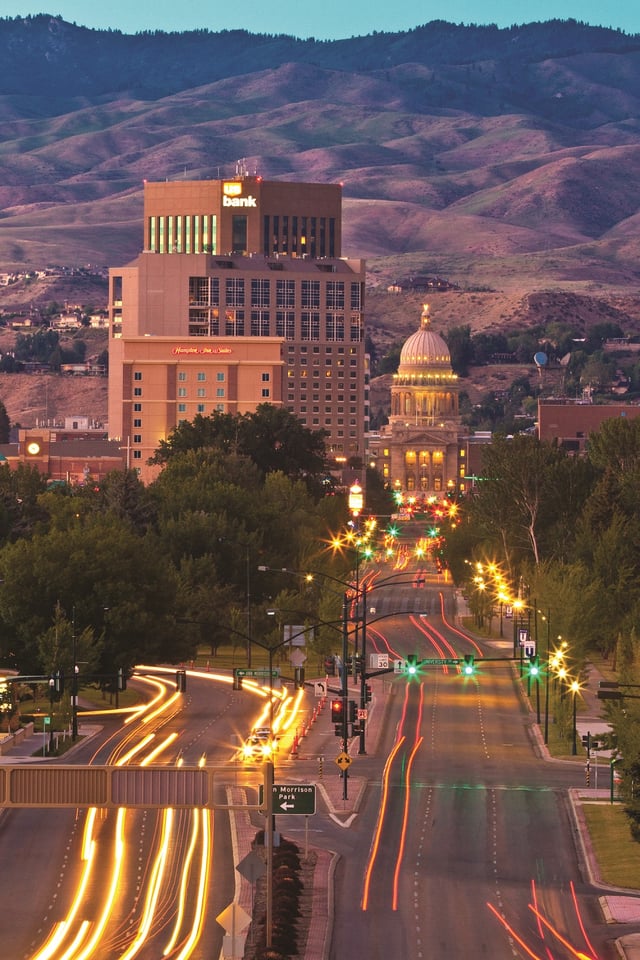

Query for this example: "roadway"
[274,560,622,960]
[0,557,633,959]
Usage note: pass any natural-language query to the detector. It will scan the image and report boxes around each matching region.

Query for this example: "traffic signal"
[463,655,475,676]
[348,700,357,723]
[406,654,418,676]
[117,667,127,691]
[332,699,344,736]
[528,655,540,678]
[233,673,243,691]
[54,670,64,697]
[365,683,372,703]
[176,669,187,693]
[294,666,305,689]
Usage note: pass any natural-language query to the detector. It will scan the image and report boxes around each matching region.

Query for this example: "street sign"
[235,668,279,678]
[524,641,536,658]
[335,752,352,771]
[375,654,389,669]
[421,658,461,666]
[518,628,529,646]
[314,681,327,698]
[393,659,404,673]
[271,783,316,815]
[357,708,367,720]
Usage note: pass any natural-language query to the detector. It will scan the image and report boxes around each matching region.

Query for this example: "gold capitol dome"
[396,303,455,381]
[377,302,463,495]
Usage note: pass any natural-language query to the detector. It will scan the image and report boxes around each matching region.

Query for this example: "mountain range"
[2,14,640,298]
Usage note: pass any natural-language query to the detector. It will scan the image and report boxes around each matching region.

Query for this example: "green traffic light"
[406,654,419,676]
[463,654,475,675]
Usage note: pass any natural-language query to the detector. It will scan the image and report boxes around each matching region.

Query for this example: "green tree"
[0,515,178,675]
[0,400,9,443]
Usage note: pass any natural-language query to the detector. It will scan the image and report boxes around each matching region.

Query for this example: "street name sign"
[235,668,279,678]
[259,783,316,815]
[421,658,461,666]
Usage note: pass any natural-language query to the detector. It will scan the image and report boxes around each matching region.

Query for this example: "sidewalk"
[525,660,640,960]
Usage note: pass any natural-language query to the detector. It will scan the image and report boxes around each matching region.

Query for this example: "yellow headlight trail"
[170,810,212,960]
[117,808,174,960]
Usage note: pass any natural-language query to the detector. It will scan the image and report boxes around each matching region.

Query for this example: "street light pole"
[72,608,78,741]
[544,610,551,745]
[341,592,349,801]
[358,582,368,755]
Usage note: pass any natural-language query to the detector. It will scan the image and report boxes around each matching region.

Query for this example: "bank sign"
[222,182,257,208]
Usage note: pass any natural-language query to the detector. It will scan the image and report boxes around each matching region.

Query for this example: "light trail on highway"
[23,665,305,960]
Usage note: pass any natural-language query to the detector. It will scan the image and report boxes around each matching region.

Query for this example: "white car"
[242,736,273,760]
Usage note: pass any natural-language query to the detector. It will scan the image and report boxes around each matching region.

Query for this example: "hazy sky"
[3,0,640,39]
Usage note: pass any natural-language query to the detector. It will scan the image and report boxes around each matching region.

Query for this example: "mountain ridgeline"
[1,14,640,289]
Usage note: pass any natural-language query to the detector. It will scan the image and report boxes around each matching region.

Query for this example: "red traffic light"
[331,699,344,720]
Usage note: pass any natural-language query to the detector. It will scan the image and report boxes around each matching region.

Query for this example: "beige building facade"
[108,176,366,482]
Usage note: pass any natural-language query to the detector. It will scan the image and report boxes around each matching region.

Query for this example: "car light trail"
[361,734,406,911]
[166,809,212,960]
[410,613,459,670]
[392,733,423,910]
[162,810,202,955]
[569,880,598,960]
[438,592,484,655]
[118,808,174,959]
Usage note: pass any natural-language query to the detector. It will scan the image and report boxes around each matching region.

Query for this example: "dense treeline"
[442,418,640,833]
[0,406,358,691]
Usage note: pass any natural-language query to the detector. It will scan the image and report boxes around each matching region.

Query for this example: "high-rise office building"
[108,175,366,482]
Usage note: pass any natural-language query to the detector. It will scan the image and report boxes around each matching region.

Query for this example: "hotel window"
[326,281,345,309]
[133,450,142,460]
[134,403,142,412]
[226,278,245,307]
[178,371,187,381]
[301,311,320,341]
[178,388,187,397]
[134,371,142,381]
[251,279,270,308]
[350,282,362,310]
[197,404,205,413]
[133,435,142,444]
[197,372,206,381]
[133,419,142,428]
[326,315,345,341]
[281,215,289,254]
[301,280,320,309]
[262,372,270,382]
[276,311,295,339]
[350,314,363,341]
[215,403,225,412]
[225,309,245,335]
[216,388,225,397]
[262,388,270,398]
[178,403,186,413]
[276,280,295,308]
[197,388,206,398]
[134,387,142,397]
[216,372,225,381]
[251,310,270,336]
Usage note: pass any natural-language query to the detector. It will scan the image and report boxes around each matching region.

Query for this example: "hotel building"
[108,176,367,482]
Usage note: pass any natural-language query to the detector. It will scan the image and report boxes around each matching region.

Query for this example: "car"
[242,736,273,760]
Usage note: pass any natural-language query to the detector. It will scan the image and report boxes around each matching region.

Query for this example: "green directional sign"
[235,668,279,678]
[421,658,461,666]
[259,783,316,815]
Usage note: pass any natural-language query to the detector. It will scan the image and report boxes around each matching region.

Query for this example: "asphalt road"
[326,570,614,960]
